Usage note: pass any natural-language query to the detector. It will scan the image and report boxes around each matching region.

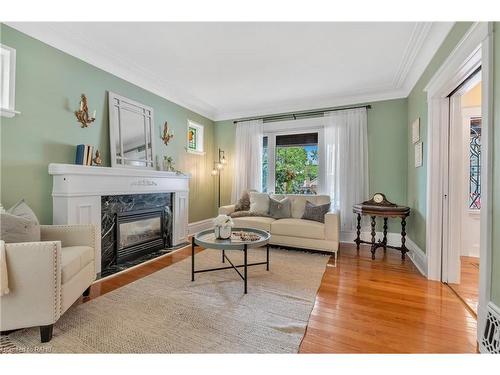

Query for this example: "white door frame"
[424,22,493,339]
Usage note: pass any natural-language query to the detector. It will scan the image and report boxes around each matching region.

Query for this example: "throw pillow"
[249,192,270,216]
[234,189,257,212]
[1,199,41,243]
[301,200,331,223]
[269,196,291,219]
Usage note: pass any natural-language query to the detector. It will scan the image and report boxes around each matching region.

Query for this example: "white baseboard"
[341,231,428,277]
[406,237,427,277]
[188,218,213,235]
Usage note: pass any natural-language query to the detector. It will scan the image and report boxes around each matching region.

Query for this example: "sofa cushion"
[249,192,270,215]
[270,194,330,219]
[232,216,275,232]
[271,218,325,240]
[61,246,94,284]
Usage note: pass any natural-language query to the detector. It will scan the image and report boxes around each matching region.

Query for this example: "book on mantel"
[75,144,94,166]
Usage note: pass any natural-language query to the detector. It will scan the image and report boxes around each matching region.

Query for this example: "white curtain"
[231,119,264,203]
[323,108,369,232]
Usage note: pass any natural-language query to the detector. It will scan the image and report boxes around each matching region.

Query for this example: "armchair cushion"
[61,246,94,284]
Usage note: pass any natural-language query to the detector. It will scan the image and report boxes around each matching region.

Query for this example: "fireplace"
[116,208,165,264]
[100,193,173,277]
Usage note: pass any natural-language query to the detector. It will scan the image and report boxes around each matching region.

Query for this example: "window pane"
[469,117,481,209]
[274,134,318,194]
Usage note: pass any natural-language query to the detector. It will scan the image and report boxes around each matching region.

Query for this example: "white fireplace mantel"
[49,163,190,274]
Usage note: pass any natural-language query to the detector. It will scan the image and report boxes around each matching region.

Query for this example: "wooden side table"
[353,193,411,260]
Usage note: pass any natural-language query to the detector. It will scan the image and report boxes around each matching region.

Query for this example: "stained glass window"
[469,117,481,209]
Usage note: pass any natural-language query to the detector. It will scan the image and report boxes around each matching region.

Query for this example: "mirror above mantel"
[108,91,156,169]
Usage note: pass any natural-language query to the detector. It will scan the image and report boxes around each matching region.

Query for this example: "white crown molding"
[6,22,218,120]
[6,22,454,122]
[393,22,433,88]
[214,87,408,121]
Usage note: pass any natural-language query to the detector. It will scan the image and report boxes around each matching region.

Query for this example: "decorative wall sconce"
[74,94,96,128]
[161,121,174,146]
[211,148,227,207]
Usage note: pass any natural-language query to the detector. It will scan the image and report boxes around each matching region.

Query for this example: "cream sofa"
[0,224,97,342]
[220,194,340,261]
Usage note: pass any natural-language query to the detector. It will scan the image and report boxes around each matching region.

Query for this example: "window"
[186,120,204,154]
[262,132,319,194]
[469,116,481,209]
[0,44,18,118]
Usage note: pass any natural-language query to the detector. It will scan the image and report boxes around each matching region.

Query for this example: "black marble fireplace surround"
[100,193,174,278]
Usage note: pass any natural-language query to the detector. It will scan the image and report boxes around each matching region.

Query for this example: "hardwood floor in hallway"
[82,242,478,353]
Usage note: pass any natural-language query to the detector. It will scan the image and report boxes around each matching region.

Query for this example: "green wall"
[491,22,500,305]
[215,98,409,232]
[406,22,474,251]
[0,24,217,224]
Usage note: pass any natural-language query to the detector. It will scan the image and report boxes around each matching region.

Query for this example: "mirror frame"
[108,91,156,170]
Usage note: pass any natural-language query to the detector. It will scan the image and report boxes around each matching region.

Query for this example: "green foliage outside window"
[275,146,318,194]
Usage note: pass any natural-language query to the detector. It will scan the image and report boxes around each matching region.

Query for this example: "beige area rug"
[2,247,329,353]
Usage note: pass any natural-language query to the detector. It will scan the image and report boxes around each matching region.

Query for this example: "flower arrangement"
[213,214,234,240]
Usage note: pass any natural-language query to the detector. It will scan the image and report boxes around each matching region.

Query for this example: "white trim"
[423,22,492,342]
[0,43,19,118]
[425,22,488,281]
[406,237,428,277]
[478,23,494,341]
[188,218,213,235]
[0,108,20,118]
[5,22,453,122]
[5,22,217,120]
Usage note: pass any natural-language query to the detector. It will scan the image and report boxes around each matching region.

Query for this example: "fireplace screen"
[119,217,162,250]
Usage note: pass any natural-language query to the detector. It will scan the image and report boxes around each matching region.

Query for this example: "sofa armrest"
[324,210,340,242]
[0,241,62,330]
[41,224,97,250]
[219,204,236,215]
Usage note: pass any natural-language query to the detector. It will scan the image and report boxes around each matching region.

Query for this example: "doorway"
[446,73,482,316]
[424,23,492,343]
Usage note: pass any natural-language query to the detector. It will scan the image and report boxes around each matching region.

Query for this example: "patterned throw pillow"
[234,189,257,212]
[269,196,291,219]
[301,200,331,223]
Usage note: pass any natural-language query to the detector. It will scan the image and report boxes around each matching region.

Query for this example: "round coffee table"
[192,227,271,294]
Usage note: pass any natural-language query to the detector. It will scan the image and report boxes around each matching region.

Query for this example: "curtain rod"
[232,104,372,124]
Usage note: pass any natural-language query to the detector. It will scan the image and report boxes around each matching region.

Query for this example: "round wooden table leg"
[370,216,376,260]
[401,216,408,260]
[355,214,362,251]
[383,217,388,253]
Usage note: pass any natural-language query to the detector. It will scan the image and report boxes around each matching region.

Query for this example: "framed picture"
[412,117,420,143]
[187,120,204,154]
[415,141,423,168]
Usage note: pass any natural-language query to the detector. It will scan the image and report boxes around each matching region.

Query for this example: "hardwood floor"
[448,256,479,317]
[82,243,478,353]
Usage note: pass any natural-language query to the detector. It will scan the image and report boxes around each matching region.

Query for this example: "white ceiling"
[7,22,454,121]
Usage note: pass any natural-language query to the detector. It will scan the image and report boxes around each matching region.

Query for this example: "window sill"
[1,108,21,118]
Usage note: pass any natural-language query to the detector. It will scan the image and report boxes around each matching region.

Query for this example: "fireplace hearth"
[100,193,174,277]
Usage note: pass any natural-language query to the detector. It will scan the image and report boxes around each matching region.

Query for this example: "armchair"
[0,224,97,342]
